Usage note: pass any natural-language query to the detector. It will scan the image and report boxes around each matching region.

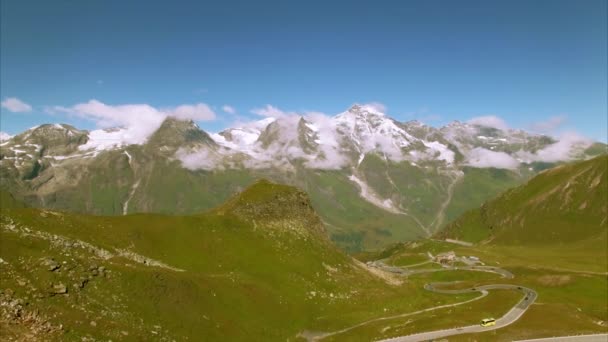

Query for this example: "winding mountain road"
[378,284,537,342]
[514,334,608,342]
[300,256,538,342]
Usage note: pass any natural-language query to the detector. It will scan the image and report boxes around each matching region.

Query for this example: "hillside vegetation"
[0,180,472,341]
[440,155,607,247]
[2,110,604,251]
[354,157,607,340]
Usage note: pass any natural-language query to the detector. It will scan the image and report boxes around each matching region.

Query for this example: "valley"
[1,2,606,340]
[0,156,606,341]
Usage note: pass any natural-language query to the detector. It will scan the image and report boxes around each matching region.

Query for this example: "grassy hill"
[2,158,607,341]
[6,117,586,252]
[439,155,607,247]
[0,181,476,341]
[351,157,607,340]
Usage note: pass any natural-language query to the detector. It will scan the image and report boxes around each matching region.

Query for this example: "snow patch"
[334,106,412,161]
[210,117,275,151]
[305,122,319,132]
[79,128,131,151]
[123,180,140,215]
[124,151,133,165]
[348,174,401,213]
[11,148,27,154]
[357,153,365,166]
[44,151,99,160]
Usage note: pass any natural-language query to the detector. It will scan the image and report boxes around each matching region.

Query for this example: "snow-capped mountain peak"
[211,117,276,150]
[334,104,415,160]
[0,105,600,175]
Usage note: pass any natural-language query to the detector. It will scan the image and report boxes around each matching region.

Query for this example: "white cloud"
[50,99,217,146]
[304,149,349,170]
[195,105,350,170]
[69,100,166,145]
[222,105,236,115]
[466,147,520,169]
[361,102,387,113]
[516,131,592,163]
[1,97,32,113]
[467,115,509,130]
[364,102,387,113]
[302,111,349,169]
[529,115,567,133]
[216,103,410,170]
[251,104,294,118]
[169,103,216,121]
[423,141,455,164]
[175,147,220,171]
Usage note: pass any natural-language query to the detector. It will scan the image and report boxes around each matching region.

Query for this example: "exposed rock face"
[50,283,67,295]
[40,258,60,272]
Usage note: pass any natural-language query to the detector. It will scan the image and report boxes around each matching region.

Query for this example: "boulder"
[50,283,67,295]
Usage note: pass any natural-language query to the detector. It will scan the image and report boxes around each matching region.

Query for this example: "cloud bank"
[170,104,216,121]
[1,97,32,113]
[181,105,595,172]
[466,147,520,169]
[222,105,236,114]
[50,99,217,145]
[364,102,387,113]
[529,115,567,134]
[251,104,294,118]
[467,115,509,130]
[517,131,592,163]
[36,99,596,172]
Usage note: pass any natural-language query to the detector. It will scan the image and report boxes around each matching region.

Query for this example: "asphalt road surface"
[514,334,608,342]
[378,284,537,342]
[299,259,537,342]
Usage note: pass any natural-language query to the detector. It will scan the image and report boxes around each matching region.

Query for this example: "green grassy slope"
[0,182,472,341]
[444,166,531,224]
[2,119,606,252]
[355,158,607,339]
[354,236,607,341]
[440,155,608,246]
[1,123,540,252]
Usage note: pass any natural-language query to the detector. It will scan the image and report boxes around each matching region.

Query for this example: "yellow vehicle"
[481,318,496,327]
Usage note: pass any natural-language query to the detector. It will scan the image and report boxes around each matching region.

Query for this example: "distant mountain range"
[1,105,605,251]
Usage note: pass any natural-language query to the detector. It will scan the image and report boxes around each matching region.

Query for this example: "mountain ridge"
[3,104,603,171]
[1,105,605,251]
[438,155,608,245]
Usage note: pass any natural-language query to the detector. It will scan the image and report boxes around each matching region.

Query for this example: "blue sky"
[1,0,606,141]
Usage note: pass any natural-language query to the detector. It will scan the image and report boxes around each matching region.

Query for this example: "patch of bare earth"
[352,259,403,286]
[536,274,572,287]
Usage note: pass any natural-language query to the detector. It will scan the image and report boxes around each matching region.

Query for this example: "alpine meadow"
[1,1,607,341]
